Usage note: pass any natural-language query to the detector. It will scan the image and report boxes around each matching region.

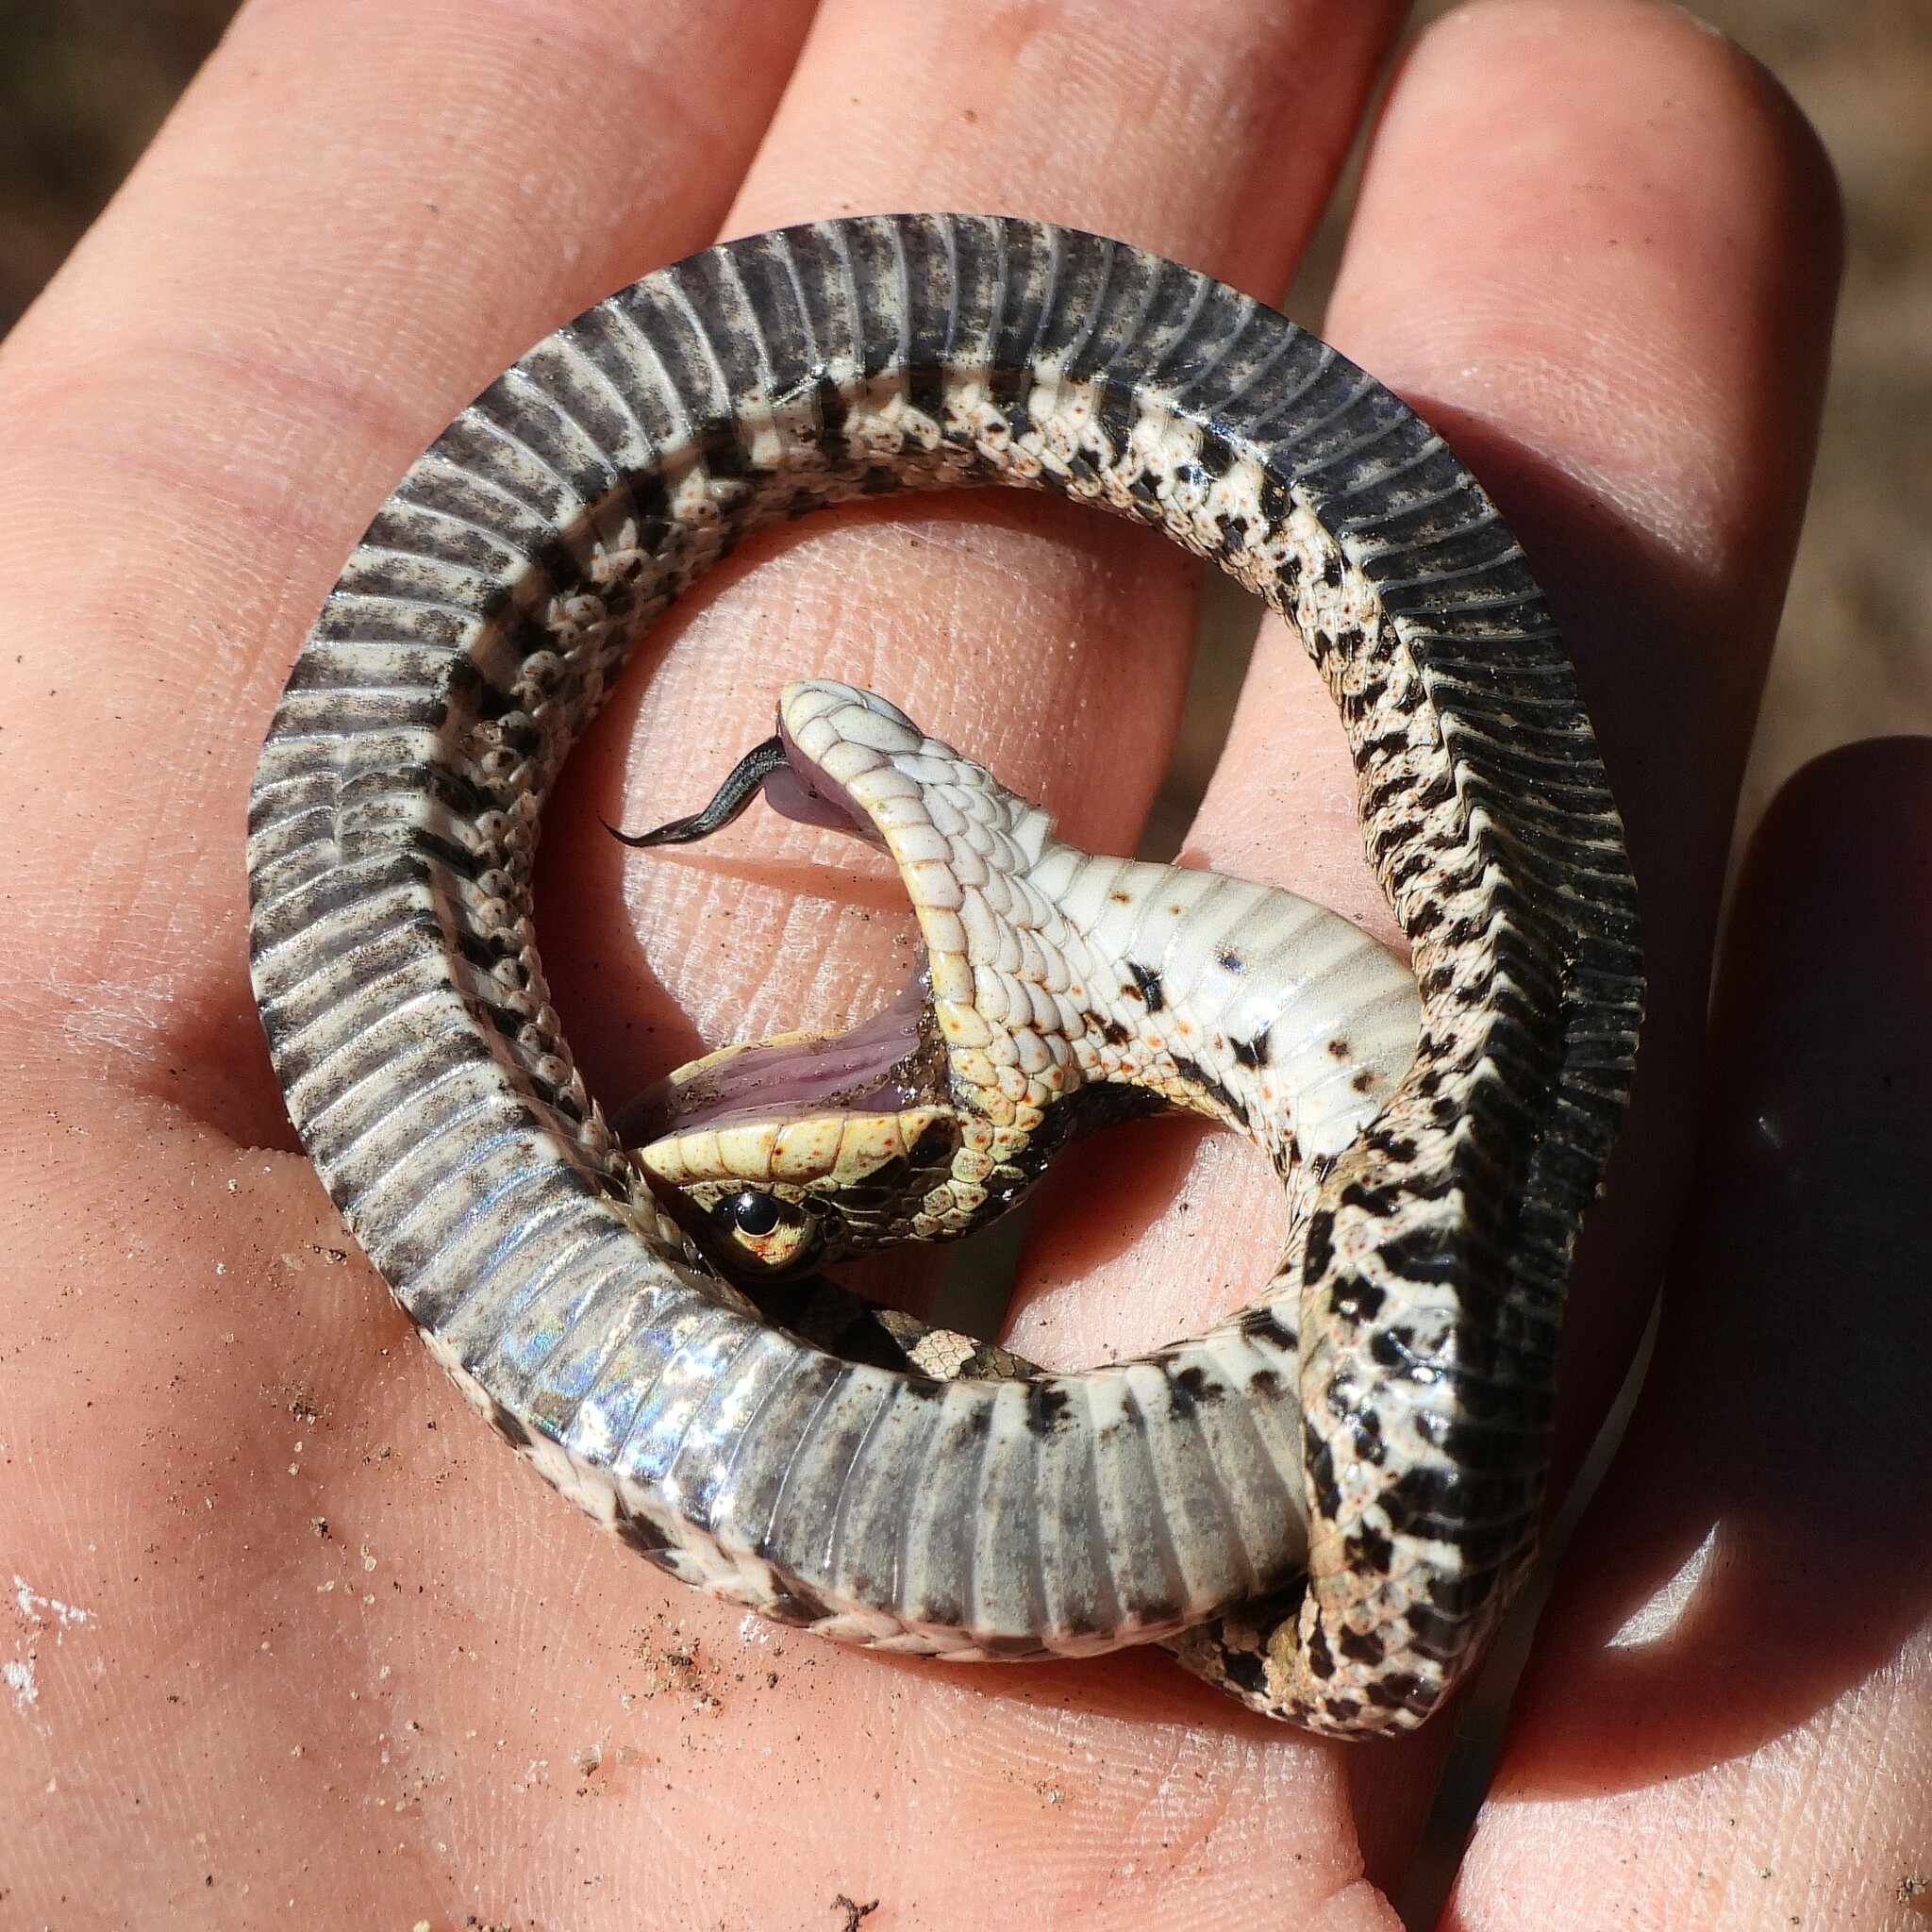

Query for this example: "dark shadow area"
[1488,739,1932,1795]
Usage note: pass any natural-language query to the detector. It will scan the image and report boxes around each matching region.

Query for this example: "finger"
[0,0,820,1137]
[1443,738,1932,1928]
[547,0,1407,1112]
[1326,0,1840,1471]
[1007,0,1841,1459]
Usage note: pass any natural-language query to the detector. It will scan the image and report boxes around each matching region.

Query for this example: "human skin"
[0,0,1900,1925]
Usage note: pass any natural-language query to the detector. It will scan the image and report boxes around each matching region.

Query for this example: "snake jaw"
[611,691,1056,1282]
[631,1102,976,1277]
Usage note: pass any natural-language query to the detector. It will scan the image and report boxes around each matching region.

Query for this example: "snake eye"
[727,1191,782,1237]
[710,1189,820,1274]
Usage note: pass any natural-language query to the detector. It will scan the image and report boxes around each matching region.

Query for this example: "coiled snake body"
[247,214,1641,1736]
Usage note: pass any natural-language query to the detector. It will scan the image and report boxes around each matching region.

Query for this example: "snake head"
[607,680,1071,1283]
[628,1091,975,1278]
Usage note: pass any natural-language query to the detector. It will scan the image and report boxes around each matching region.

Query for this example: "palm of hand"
[8,4,1901,1928]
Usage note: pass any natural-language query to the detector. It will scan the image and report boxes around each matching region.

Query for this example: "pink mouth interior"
[613,724,938,1147]
[763,716,889,848]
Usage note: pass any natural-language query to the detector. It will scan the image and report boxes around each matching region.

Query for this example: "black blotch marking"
[1326,1036,1351,1059]
[1302,1208,1336,1280]
[1101,1019,1131,1047]
[1248,1367,1284,1401]
[906,356,946,426]
[1363,1673,1424,1712]
[611,1507,673,1557]
[1125,961,1165,1011]
[1219,1646,1271,1698]
[1191,429,1236,481]
[810,375,853,453]
[908,1116,962,1163]
[1241,1307,1297,1354]
[1380,1464,1463,1537]
[1379,1227,1459,1285]
[1405,1604,1462,1654]
[1305,1426,1342,1523]
[1345,1525,1395,1575]
[1338,1626,1386,1666]
[1026,1384,1073,1437]
[1160,1365,1210,1419]
[1093,385,1140,462]
[1215,946,1244,974]
[1214,514,1254,558]
[695,425,749,483]
[487,1399,532,1450]
[763,1587,832,1627]
[1305,1619,1337,1680]
[1230,1030,1271,1070]
[1166,1049,1248,1130]
[1329,1280,1386,1324]
[457,931,508,974]
[1321,552,1342,588]
[1369,1326,1422,1374]
[1351,1070,1377,1093]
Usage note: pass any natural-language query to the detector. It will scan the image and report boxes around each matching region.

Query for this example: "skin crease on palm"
[1,0,1905,1923]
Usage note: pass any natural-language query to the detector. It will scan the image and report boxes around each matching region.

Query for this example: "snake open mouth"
[608,686,1424,1290]
[607,724,948,1154]
[609,962,943,1149]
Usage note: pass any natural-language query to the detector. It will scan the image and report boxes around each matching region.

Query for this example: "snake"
[246,213,1641,1737]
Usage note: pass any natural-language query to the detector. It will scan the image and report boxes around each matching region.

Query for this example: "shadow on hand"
[1489,737,1932,1795]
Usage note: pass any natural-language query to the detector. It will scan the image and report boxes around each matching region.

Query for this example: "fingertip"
[1335,0,1841,587]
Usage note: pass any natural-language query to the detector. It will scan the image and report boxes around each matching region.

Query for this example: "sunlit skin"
[7,1,1910,1925]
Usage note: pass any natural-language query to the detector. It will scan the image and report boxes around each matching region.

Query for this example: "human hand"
[2,1,1865,1924]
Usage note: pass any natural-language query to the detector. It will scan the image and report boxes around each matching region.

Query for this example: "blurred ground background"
[2,2,1924,1925]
